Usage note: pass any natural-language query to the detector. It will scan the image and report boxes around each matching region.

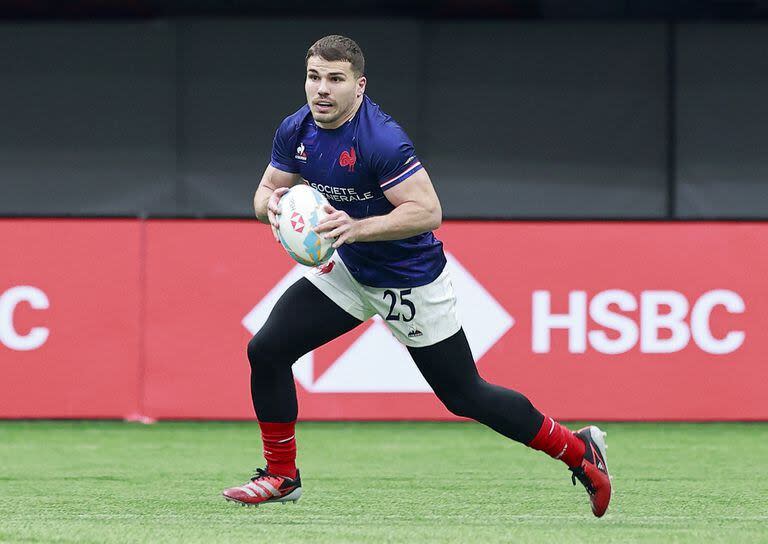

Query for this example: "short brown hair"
[305,35,365,77]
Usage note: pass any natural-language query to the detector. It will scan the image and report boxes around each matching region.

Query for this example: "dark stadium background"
[2,0,768,219]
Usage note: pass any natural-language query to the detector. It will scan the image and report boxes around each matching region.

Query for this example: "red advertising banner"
[0,220,141,418]
[1,219,766,421]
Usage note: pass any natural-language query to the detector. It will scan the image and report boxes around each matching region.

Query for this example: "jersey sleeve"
[269,116,301,173]
[369,125,424,191]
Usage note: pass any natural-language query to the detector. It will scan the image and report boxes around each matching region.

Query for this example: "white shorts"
[304,254,461,348]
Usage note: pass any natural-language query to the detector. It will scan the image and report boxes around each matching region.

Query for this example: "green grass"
[1,422,766,543]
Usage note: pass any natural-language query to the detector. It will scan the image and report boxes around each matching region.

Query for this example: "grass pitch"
[1,421,766,543]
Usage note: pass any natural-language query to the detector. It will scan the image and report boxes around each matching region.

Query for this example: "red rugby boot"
[222,468,302,506]
[570,426,612,517]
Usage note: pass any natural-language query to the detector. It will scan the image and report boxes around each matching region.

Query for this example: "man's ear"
[357,76,367,97]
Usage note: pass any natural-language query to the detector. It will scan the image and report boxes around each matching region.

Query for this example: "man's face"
[305,56,365,128]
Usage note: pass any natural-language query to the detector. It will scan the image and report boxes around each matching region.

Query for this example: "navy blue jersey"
[270,95,446,288]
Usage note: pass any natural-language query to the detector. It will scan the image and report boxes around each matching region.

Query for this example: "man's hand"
[314,204,360,249]
[267,187,290,242]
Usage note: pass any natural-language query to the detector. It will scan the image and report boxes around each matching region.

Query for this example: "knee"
[246,335,264,370]
[247,333,287,371]
[441,395,477,419]
[435,380,483,419]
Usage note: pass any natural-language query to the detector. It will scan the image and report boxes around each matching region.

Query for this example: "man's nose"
[317,78,330,95]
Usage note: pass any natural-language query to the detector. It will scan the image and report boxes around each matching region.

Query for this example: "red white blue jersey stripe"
[379,159,423,190]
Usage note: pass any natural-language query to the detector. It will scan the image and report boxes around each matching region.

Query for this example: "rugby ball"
[276,184,335,266]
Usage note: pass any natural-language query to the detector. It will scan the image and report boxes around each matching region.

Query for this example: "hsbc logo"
[243,264,747,394]
[533,289,745,355]
[0,286,50,351]
[242,253,513,393]
[290,213,305,233]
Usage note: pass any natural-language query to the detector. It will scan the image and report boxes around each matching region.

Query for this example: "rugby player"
[223,35,612,517]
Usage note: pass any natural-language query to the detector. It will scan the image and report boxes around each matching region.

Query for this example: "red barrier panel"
[142,220,272,419]
[1,220,766,420]
[0,220,141,418]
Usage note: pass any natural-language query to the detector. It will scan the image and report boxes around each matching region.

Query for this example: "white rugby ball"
[276,184,335,266]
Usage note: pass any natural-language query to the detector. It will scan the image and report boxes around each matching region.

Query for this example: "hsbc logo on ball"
[290,212,305,233]
[532,289,745,355]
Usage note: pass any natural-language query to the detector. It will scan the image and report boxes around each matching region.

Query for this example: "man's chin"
[311,112,339,126]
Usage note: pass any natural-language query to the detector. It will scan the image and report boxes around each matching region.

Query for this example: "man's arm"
[314,168,442,248]
[254,164,301,240]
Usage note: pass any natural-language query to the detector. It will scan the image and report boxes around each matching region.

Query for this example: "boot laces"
[251,467,268,480]
[570,466,596,495]
[250,468,278,482]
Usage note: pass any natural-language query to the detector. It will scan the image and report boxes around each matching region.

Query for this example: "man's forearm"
[253,185,273,224]
[354,201,441,242]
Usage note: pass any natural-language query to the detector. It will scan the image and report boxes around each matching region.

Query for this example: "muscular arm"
[357,169,442,240]
[253,165,301,224]
[315,168,442,247]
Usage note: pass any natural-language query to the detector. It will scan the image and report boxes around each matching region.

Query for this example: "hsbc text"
[0,286,49,351]
[532,289,745,355]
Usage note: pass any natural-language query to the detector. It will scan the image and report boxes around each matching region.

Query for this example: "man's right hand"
[267,187,290,242]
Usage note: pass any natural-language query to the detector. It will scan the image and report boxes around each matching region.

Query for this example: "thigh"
[407,328,480,391]
[257,277,364,359]
[363,266,462,348]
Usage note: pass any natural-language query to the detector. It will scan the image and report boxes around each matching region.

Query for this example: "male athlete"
[223,35,612,516]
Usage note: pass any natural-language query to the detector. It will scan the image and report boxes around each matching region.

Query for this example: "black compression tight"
[248,278,544,443]
[407,329,544,443]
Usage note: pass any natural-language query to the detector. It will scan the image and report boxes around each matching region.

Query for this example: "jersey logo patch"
[339,147,356,172]
[295,143,307,162]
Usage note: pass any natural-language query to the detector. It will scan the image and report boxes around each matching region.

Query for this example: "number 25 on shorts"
[383,289,416,322]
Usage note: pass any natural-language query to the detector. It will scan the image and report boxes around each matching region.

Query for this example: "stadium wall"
[2,218,765,421]
[2,21,768,219]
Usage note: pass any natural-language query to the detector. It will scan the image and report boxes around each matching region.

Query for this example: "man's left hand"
[314,204,361,249]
